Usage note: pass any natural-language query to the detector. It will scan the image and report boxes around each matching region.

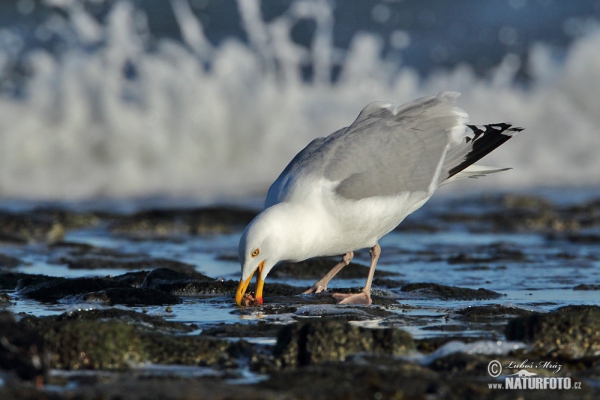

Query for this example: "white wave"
[1,0,599,200]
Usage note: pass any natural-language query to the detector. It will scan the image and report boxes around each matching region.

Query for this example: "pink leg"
[302,252,354,294]
[332,243,381,305]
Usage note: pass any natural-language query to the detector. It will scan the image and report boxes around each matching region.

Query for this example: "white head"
[235,206,287,305]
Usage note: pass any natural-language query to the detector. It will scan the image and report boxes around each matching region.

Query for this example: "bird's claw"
[302,284,326,295]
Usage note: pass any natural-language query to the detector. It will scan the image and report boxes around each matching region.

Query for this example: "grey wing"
[329,92,468,200]
[265,133,338,207]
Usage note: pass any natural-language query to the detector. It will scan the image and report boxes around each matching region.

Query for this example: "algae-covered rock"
[274,319,413,367]
[506,305,600,359]
[43,319,146,370]
[0,311,48,381]
[17,309,238,371]
[142,334,230,366]
[0,211,65,243]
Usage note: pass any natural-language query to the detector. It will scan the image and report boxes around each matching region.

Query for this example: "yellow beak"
[235,261,265,306]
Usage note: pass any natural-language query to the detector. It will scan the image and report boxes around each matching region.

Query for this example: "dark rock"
[264,358,438,399]
[0,292,9,304]
[17,310,230,370]
[0,211,64,243]
[429,352,494,376]
[49,241,201,271]
[453,304,535,321]
[17,277,129,302]
[66,257,197,271]
[447,245,528,264]
[573,284,600,290]
[141,267,213,289]
[415,336,482,354]
[273,319,413,367]
[78,287,182,306]
[567,234,600,244]
[270,257,397,279]
[109,207,258,238]
[31,208,101,230]
[143,333,230,366]
[0,207,98,243]
[372,277,404,288]
[42,308,194,333]
[43,319,147,370]
[0,311,48,382]
[109,270,150,287]
[0,271,48,290]
[506,305,600,359]
[401,282,503,300]
[201,322,282,338]
[0,253,23,268]
[151,279,238,296]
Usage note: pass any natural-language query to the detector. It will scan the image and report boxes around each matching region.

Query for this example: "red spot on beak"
[257,297,263,305]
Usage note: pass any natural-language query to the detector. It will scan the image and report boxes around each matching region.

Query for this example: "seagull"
[236,92,523,306]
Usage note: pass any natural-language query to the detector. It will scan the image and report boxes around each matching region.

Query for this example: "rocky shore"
[1,193,599,399]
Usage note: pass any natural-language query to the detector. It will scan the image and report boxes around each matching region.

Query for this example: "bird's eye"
[251,248,260,257]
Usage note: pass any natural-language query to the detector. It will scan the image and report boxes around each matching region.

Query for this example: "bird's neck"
[262,202,329,262]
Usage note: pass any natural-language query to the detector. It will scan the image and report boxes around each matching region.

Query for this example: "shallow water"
[3,188,599,341]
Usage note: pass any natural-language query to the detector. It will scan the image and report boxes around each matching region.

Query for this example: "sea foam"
[0,0,599,200]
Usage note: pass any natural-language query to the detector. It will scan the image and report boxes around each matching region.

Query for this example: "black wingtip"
[448,123,522,178]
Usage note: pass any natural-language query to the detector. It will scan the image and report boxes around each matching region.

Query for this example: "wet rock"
[428,352,494,376]
[0,271,48,291]
[109,270,150,287]
[141,267,213,289]
[0,253,23,268]
[78,287,182,306]
[573,284,600,290]
[201,322,283,338]
[500,194,555,210]
[0,311,48,382]
[143,333,230,366]
[0,211,65,243]
[17,276,129,302]
[0,292,9,305]
[264,358,438,399]
[49,242,201,271]
[415,336,481,354]
[372,277,405,288]
[439,194,583,233]
[24,379,285,400]
[46,308,194,333]
[274,319,413,367]
[17,309,230,370]
[293,304,398,320]
[401,282,503,300]
[43,319,147,370]
[151,279,238,296]
[108,207,258,238]
[270,257,397,279]
[447,243,529,264]
[30,208,101,230]
[506,305,600,359]
[68,257,197,271]
[567,233,600,244]
[453,304,535,321]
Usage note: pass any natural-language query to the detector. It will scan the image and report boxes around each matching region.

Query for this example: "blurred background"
[1,0,599,202]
